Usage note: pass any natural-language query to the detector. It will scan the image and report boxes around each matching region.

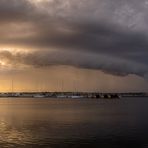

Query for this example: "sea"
[0,97,148,148]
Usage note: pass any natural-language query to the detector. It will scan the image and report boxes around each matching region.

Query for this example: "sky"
[0,0,148,92]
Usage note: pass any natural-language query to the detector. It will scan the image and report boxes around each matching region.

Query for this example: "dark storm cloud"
[0,0,148,78]
[0,50,148,78]
[0,0,33,23]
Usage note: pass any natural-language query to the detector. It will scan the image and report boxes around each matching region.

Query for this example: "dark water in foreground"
[0,98,148,148]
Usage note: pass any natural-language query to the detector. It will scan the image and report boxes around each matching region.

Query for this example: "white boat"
[33,94,45,98]
[70,95,83,99]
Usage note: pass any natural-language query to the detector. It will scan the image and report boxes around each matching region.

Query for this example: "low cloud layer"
[0,50,148,79]
[0,0,148,78]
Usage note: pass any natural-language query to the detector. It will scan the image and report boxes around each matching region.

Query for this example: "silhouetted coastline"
[0,92,147,98]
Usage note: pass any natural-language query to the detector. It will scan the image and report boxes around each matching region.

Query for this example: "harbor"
[0,92,147,98]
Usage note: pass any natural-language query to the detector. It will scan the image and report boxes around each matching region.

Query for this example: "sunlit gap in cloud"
[0,48,32,71]
[0,47,62,72]
[0,48,29,53]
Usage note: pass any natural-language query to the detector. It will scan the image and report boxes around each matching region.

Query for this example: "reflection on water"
[0,98,148,148]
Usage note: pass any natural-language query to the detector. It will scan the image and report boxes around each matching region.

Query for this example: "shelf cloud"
[0,49,148,79]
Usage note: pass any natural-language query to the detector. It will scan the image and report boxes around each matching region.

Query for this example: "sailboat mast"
[12,79,14,93]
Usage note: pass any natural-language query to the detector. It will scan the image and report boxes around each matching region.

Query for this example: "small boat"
[70,95,83,99]
[33,94,45,98]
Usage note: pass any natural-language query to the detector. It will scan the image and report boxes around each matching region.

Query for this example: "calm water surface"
[0,97,148,148]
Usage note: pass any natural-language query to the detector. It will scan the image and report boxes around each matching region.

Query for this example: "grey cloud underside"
[0,0,148,78]
[0,50,148,78]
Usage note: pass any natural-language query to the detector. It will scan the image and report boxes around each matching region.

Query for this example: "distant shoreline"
[0,92,147,99]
